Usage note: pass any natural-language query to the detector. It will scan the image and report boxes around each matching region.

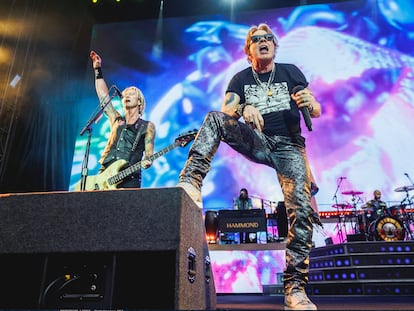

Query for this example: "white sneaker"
[177,182,203,209]
[284,287,317,310]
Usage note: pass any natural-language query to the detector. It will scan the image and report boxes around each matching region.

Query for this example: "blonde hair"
[123,86,146,114]
[243,23,278,63]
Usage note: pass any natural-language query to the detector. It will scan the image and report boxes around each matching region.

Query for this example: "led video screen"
[70,0,414,214]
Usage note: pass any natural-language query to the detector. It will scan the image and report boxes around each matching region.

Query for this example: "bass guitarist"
[88,50,156,189]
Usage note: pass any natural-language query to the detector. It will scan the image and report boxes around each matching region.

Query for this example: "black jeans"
[179,111,315,289]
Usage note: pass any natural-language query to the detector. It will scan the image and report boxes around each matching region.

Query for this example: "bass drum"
[369,215,405,241]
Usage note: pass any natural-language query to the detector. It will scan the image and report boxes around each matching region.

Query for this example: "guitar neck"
[131,141,179,173]
[109,141,180,185]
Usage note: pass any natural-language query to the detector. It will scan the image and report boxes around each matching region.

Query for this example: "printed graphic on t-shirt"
[244,81,290,115]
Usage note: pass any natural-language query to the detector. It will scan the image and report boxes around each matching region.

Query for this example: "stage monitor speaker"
[0,188,216,310]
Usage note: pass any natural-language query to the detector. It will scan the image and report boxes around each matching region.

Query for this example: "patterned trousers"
[179,111,315,289]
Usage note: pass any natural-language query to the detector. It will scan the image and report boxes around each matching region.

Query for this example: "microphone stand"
[332,177,346,243]
[403,173,414,240]
[78,87,116,191]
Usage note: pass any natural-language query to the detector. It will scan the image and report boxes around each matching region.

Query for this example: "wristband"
[94,67,103,79]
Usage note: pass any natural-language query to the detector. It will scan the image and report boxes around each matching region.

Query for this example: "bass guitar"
[74,129,197,191]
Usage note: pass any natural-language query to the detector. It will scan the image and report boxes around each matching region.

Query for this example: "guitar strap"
[130,119,147,153]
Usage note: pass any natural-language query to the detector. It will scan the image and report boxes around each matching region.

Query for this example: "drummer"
[365,189,388,220]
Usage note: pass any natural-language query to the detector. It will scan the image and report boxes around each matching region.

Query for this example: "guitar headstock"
[175,129,198,147]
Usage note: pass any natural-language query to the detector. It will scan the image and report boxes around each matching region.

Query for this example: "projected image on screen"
[70,0,414,215]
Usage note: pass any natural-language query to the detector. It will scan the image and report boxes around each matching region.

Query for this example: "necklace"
[252,63,275,97]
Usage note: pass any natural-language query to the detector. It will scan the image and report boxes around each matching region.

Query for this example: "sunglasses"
[250,34,274,44]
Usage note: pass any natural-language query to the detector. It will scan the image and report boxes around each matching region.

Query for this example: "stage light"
[204,211,218,244]
[10,74,21,88]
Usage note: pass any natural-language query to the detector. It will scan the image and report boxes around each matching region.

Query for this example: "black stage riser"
[310,267,414,282]
[308,241,414,296]
[310,241,414,257]
[308,282,414,296]
[263,283,414,296]
[0,188,216,310]
[311,253,414,270]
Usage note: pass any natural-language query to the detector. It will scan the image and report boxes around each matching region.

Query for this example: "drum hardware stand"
[358,205,371,241]
[332,177,347,243]
[341,189,365,240]
[395,179,414,240]
[350,195,367,239]
[402,216,414,240]
[333,205,348,243]
[409,195,414,235]
[401,194,414,240]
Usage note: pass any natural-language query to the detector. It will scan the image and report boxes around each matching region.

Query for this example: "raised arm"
[90,50,118,122]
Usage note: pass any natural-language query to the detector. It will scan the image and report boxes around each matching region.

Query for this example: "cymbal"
[342,190,363,196]
[394,185,414,192]
[332,203,353,209]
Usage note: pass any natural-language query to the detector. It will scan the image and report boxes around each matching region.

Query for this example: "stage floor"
[216,294,414,310]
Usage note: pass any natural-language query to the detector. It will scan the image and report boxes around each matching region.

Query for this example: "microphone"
[292,85,312,131]
[340,176,347,179]
[404,173,409,176]
[113,86,123,99]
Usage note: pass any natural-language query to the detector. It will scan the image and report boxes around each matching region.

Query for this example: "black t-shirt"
[226,63,308,146]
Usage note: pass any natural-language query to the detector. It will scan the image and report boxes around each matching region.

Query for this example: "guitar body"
[73,129,197,191]
[73,159,128,191]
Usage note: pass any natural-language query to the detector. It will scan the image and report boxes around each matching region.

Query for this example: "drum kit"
[332,186,414,242]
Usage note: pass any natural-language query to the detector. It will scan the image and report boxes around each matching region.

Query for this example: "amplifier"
[217,209,267,232]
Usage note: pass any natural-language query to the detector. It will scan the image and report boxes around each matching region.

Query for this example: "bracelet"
[94,67,103,79]
[235,103,248,116]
